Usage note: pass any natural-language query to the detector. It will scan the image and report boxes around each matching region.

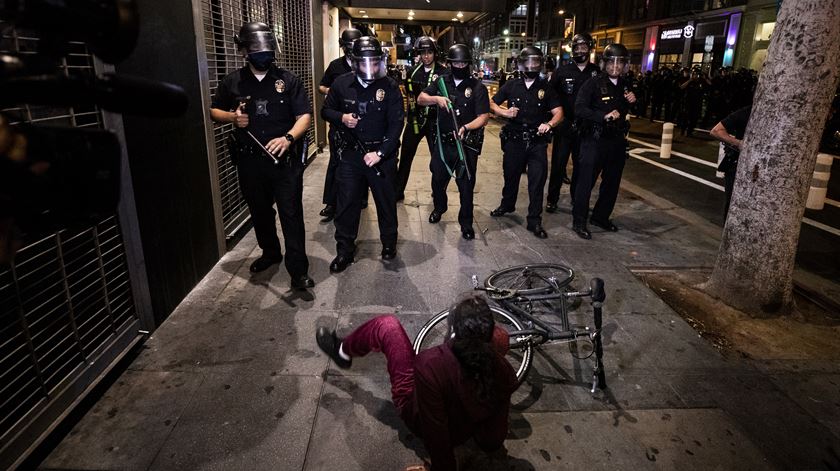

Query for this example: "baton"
[437,78,472,181]
[237,96,280,165]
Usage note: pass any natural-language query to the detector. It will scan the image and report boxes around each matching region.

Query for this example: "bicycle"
[412,263,607,393]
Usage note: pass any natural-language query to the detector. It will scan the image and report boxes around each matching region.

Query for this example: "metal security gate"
[0,25,142,470]
[201,0,316,240]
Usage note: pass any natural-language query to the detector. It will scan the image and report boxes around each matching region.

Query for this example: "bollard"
[660,122,674,159]
[806,153,835,210]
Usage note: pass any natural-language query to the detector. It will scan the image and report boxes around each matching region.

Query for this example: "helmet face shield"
[242,31,278,54]
[603,56,629,77]
[519,55,543,73]
[353,55,387,82]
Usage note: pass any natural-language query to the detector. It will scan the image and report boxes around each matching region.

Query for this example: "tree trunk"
[704,0,840,317]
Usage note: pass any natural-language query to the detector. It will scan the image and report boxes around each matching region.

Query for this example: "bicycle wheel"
[413,306,534,386]
[484,263,575,295]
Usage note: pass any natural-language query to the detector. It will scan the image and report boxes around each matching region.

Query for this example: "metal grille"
[201,0,315,239]
[0,22,139,466]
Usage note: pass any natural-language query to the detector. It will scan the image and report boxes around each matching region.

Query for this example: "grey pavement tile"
[751,358,840,375]
[304,375,427,471]
[666,373,840,470]
[148,373,321,471]
[769,373,840,439]
[216,310,337,375]
[503,409,776,470]
[41,370,203,471]
[130,302,250,373]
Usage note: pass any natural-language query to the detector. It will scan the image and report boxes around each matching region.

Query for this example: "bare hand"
[342,113,359,128]
[734,139,743,149]
[363,151,381,167]
[538,123,552,135]
[506,106,519,118]
[234,103,249,128]
[436,96,451,109]
[604,110,620,121]
[624,91,637,104]
[266,137,291,157]
[458,126,466,139]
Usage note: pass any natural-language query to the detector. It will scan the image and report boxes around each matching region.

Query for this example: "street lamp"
[503,29,509,35]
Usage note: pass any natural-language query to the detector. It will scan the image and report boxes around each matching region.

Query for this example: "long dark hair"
[448,295,498,402]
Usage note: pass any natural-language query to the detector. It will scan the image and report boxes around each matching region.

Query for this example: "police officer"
[571,43,637,239]
[418,44,490,240]
[321,36,404,273]
[318,28,363,221]
[394,36,442,202]
[546,33,600,213]
[210,22,314,288]
[490,46,563,239]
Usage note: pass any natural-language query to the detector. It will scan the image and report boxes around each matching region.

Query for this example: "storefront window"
[755,22,775,41]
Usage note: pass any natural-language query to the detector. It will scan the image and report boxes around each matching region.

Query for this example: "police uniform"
[547,62,600,207]
[423,70,489,232]
[212,65,311,277]
[492,77,561,229]
[572,73,631,228]
[395,62,441,200]
[321,73,405,258]
[319,57,353,210]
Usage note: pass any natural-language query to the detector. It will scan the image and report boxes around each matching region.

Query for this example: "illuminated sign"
[660,24,695,40]
[661,28,683,40]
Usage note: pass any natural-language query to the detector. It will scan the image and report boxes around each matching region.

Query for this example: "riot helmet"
[351,36,388,83]
[445,44,472,80]
[340,28,363,56]
[571,33,594,64]
[601,43,629,78]
[235,22,278,72]
[518,46,544,79]
[414,36,437,66]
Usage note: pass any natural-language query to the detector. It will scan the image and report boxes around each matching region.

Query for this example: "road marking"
[627,149,840,238]
[803,218,840,237]
[628,149,725,190]
[627,136,718,168]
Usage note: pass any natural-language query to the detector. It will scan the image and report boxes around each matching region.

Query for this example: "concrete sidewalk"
[40,121,840,471]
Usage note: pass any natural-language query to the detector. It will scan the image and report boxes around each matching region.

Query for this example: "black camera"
[0,0,188,243]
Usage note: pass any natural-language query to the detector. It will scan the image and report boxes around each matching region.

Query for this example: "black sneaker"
[545,202,558,213]
[319,205,335,217]
[316,327,352,369]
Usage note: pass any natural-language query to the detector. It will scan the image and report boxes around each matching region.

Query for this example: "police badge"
[376,89,385,101]
[275,80,285,93]
[537,89,545,100]
[464,87,472,98]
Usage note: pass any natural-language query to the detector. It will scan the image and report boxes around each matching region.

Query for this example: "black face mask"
[573,53,588,64]
[248,51,275,72]
[524,71,540,79]
[451,66,469,80]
